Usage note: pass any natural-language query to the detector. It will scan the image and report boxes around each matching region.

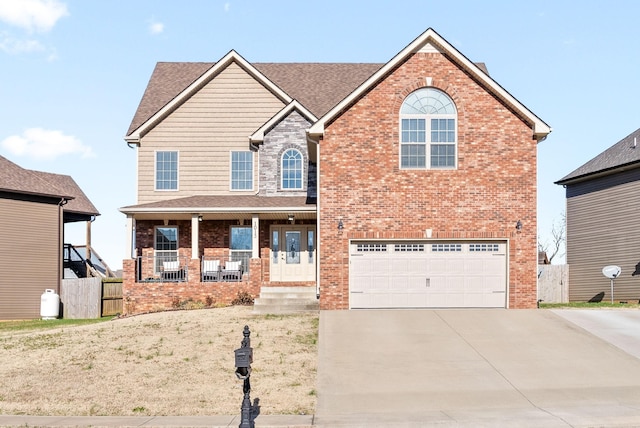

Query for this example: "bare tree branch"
[538,212,566,264]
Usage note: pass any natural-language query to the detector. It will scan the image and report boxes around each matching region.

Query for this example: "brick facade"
[123,219,316,314]
[318,52,538,309]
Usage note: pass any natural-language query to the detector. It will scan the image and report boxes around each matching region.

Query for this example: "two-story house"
[121,28,550,313]
[556,127,640,303]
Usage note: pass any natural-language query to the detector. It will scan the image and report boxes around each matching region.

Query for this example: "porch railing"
[135,255,189,283]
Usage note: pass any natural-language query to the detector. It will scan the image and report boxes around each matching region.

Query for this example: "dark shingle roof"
[254,63,383,119]
[125,46,495,139]
[556,127,640,184]
[34,171,100,216]
[126,61,383,136]
[0,155,99,216]
[0,155,70,198]
[121,195,314,212]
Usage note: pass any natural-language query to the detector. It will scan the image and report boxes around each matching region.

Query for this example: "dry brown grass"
[0,306,318,416]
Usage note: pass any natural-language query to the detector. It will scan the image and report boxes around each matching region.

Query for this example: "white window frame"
[154,226,178,274]
[281,148,304,190]
[155,150,179,191]
[230,226,252,273]
[230,151,254,191]
[399,88,457,170]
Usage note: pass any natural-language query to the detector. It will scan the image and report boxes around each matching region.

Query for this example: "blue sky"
[1,0,639,269]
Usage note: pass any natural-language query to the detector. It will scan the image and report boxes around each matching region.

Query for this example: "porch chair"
[222,260,242,282]
[161,260,184,281]
[202,259,221,282]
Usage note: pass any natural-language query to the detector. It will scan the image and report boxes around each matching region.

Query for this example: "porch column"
[191,214,199,259]
[86,219,92,265]
[125,215,136,258]
[252,215,259,258]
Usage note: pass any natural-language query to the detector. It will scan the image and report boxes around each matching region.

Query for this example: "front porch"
[121,210,317,315]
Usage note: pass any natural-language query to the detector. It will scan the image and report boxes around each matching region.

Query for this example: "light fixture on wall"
[198,215,203,222]
[288,214,295,224]
[338,219,344,230]
[515,220,523,232]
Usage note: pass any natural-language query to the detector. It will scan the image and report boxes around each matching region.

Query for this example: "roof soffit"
[307,28,551,140]
[126,50,293,142]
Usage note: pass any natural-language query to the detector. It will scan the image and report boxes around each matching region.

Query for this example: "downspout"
[306,133,321,299]
[58,198,68,293]
[250,140,260,196]
[86,215,96,276]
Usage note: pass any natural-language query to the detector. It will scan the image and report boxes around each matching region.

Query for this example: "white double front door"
[270,225,316,282]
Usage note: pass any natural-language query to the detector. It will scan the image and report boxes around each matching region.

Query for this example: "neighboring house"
[538,251,550,265]
[0,156,100,320]
[121,28,550,313]
[556,127,640,302]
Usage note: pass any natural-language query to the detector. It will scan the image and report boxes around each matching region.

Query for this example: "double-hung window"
[231,151,253,190]
[230,226,252,273]
[155,151,178,190]
[400,88,457,169]
[155,226,178,273]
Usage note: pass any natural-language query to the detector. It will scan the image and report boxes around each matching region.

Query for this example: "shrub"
[231,291,254,306]
[170,296,181,308]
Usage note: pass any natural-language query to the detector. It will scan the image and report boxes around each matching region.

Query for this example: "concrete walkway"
[316,309,640,427]
[5,309,640,427]
[0,414,313,427]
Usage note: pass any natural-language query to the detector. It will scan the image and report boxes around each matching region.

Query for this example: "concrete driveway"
[316,309,640,427]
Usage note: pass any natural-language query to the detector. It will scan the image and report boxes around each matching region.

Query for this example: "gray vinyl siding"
[565,168,640,302]
[137,61,286,204]
[0,198,60,320]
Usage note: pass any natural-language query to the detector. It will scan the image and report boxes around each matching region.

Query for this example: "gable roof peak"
[307,27,551,141]
[125,49,292,143]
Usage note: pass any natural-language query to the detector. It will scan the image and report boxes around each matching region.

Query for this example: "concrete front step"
[253,286,319,314]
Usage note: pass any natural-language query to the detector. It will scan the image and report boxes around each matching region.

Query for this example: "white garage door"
[349,241,507,309]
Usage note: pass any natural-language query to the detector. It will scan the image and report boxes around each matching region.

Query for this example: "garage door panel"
[350,241,507,309]
[445,276,465,292]
[483,256,506,273]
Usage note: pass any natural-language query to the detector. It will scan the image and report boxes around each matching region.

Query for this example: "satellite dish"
[602,265,621,279]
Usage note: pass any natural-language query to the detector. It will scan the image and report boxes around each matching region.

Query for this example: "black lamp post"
[234,325,253,428]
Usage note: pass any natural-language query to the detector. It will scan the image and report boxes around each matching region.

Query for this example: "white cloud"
[1,128,95,161]
[0,0,68,33]
[148,20,164,35]
[0,32,44,54]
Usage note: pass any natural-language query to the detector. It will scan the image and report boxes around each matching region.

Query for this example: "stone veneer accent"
[259,110,316,198]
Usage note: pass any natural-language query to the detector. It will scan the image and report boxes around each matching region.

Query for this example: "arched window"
[281,149,303,190]
[400,88,457,169]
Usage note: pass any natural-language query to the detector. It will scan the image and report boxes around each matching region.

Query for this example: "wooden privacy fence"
[102,280,123,316]
[61,278,123,319]
[538,264,569,303]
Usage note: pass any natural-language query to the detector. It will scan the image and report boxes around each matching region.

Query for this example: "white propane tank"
[40,289,60,320]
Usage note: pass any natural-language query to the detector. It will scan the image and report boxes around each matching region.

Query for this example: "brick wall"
[123,218,317,314]
[122,258,260,314]
[318,51,538,309]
